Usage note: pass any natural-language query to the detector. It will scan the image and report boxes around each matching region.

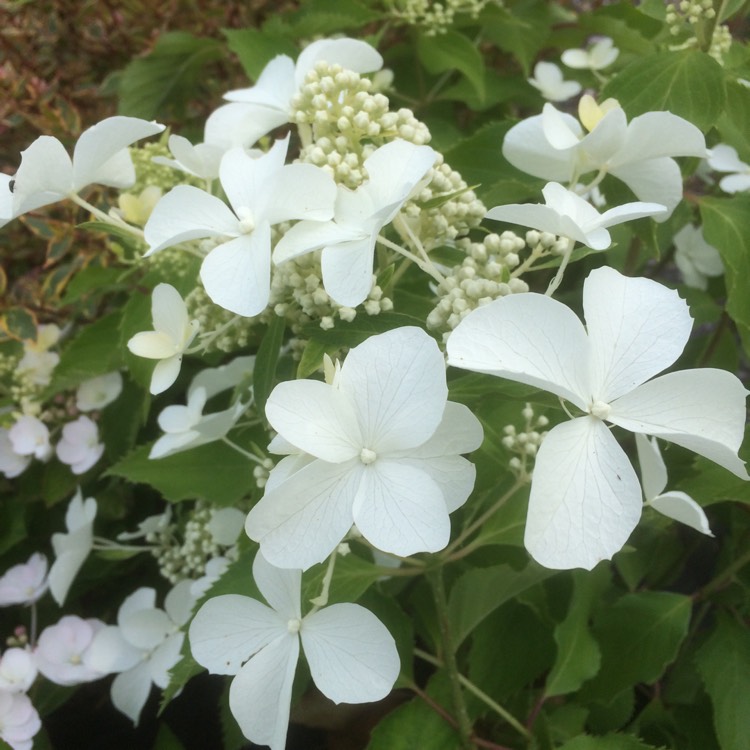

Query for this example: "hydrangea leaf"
[417,30,485,101]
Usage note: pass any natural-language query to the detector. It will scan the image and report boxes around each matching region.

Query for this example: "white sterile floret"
[0,553,48,607]
[273,139,437,307]
[85,580,196,725]
[486,182,666,250]
[48,490,97,605]
[16,324,61,387]
[144,136,337,318]
[502,97,707,217]
[8,416,52,461]
[55,416,104,475]
[0,429,31,479]
[672,224,724,290]
[0,116,165,228]
[527,62,582,102]
[446,266,748,571]
[34,616,107,685]
[75,372,123,412]
[127,284,199,395]
[561,37,619,70]
[0,649,37,694]
[189,553,399,750]
[635,434,713,536]
[0,691,41,750]
[707,143,750,193]
[246,326,484,570]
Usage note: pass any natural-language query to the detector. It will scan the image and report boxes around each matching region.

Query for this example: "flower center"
[589,400,611,420]
[359,448,377,465]
[287,618,301,634]
[236,206,255,234]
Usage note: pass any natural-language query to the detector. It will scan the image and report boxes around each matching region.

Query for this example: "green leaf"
[699,194,750,354]
[107,441,255,505]
[302,312,427,350]
[480,3,553,74]
[302,551,382,608]
[602,50,726,131]
[673,451,750,506]
[545,570,609,697]
[580,591,692,703]
[557,733,663,750]
[447,562,552,647]
[152,723,185,750]
[695,615,750,750]
[99,376,150,462]
[0,307,37,341]
[717,81,750,160]
[118,32,223,119]
[253,315,285,418]
[417,30,485,101]
[222,28,297,79]
[61,265,126,305]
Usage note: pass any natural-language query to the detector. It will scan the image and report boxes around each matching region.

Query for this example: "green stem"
[510,243,548,279]
[70,194,144,238]
[695,547,750,601]
[414,648,532,740]
[221,436,263,464]
[545,237,575,297]
[377,233,446,285]
[309,546,339,612]
[427,567,475,750]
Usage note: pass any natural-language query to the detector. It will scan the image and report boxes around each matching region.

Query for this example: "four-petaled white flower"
[0,117,164,228]
[707,143,750,193]
[561,37,619,70]
[502,98,707,216]
[0,690,41,750]
[246,326,483,570]
[55,416,104,475]
[0,649,37,694]
[672,224,724,290]
[144,136,337,317]
[0,553,48,607]
[487,182,666,250]
[34,615,107,686]
[189,553,399,750]
[75,372,123,412]
[635,434,713,537]
[7,417,52,462]
[527,62,582,102]
[48,490,97,605]
[127,284,199,395]
[0,430,31,479]
[446,266,748,570]
[273,139,437,306]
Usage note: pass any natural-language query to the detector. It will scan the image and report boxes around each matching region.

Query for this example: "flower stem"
[545,237,576,297]
[377,233,445,284]
[70,193,144,238]
[221,436,263,464]
[309,545,339,612]
[427,566,475,750]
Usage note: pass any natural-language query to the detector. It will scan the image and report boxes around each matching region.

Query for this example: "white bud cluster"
[128,143,201,194]
[709,24,732,62]
[185,286,255,354]
[391,0,492,35]
[253,457,275,489]
[666,1,729,64]
[144,244,196,277]
[427,232,529,338]
[501,403,549,477]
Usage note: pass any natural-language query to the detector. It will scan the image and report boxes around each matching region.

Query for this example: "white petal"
[400,401,484,457]
[265,380,361,462]
[542,103,583,150]
[252,553,301,619]
[224,55,296,108]
[127,331,178,359]
[446,292,590,410]
[321,235,378,307]
[584,267,692,402]
[719,173,750,193]
[487,202,593,245]
[200,226,271,317]
[577,107,627,166]
[120,608,172,651]
[150,357,182,395]
[151,283,189,342]
[149,632,184,688]
[609,157,682,217]
[229,635,299,750]
[73,116,164,190]
[48,548,89,606]
[596,197,668,228]
[84,626,142,674]
[111,661,152,725]
[295,38,383,86]
[352,460,451,556]
[525,417,642,570]
[189,594,285,675]
[396,455,477,514]
[560,49,591,69]
[273,220,364,265]
[207,508,246,547]
[708,144,746,172]
[164,580,196,626]
[302,603,399,703]
[338,327,448,452]
[635,434,668,501]
[13,136,72,214]
[502,115,577,181]
[144,185,240,255]
[205,102,288,149]
[261,163,337,225]
[245,459,360,571]
[649,492,713,536]
[609,369,749,479]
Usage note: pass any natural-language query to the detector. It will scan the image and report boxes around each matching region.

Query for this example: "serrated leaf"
[558,733,663,750]
[602,50,725,131]
[302,551,382,608]
[152,723,185,750]
[107,441,256,505]
[717,81,750,160]
[253,314,285,418]
[480,4,552,74]
[223,28,297,80]
[417,30,485,101]
[0,307,37,341]
[695,615,750,750]
[699,194,750,354]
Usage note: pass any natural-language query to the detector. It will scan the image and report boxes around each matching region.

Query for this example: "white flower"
[117,508,172,542]
[672,224,724,290]
[273,139,437,307]
[189,553,399,750]
[527,62,582,102]
[8,416,52,461]
[635,434,713,536]
[55,416,104,475]
[486,182,666,250]
[246,327,484,570]
[34,616,106,685]
[0,649,37,694]
[0,430,31,479]
[85,581,196,724]
[48,490,97,605]
[0,553,48,607]
[707,143,750,193]
[16,324,61,387]
[0,117,164,228]
[0,690,41,750]
[189,556,231,599]
[144,137,337,317]
[446,266,748,570]
[207,508,245,547]
[502,98,707,216]
[561,37,619,70]
[127,283,199,395]
[75,372,123,412]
